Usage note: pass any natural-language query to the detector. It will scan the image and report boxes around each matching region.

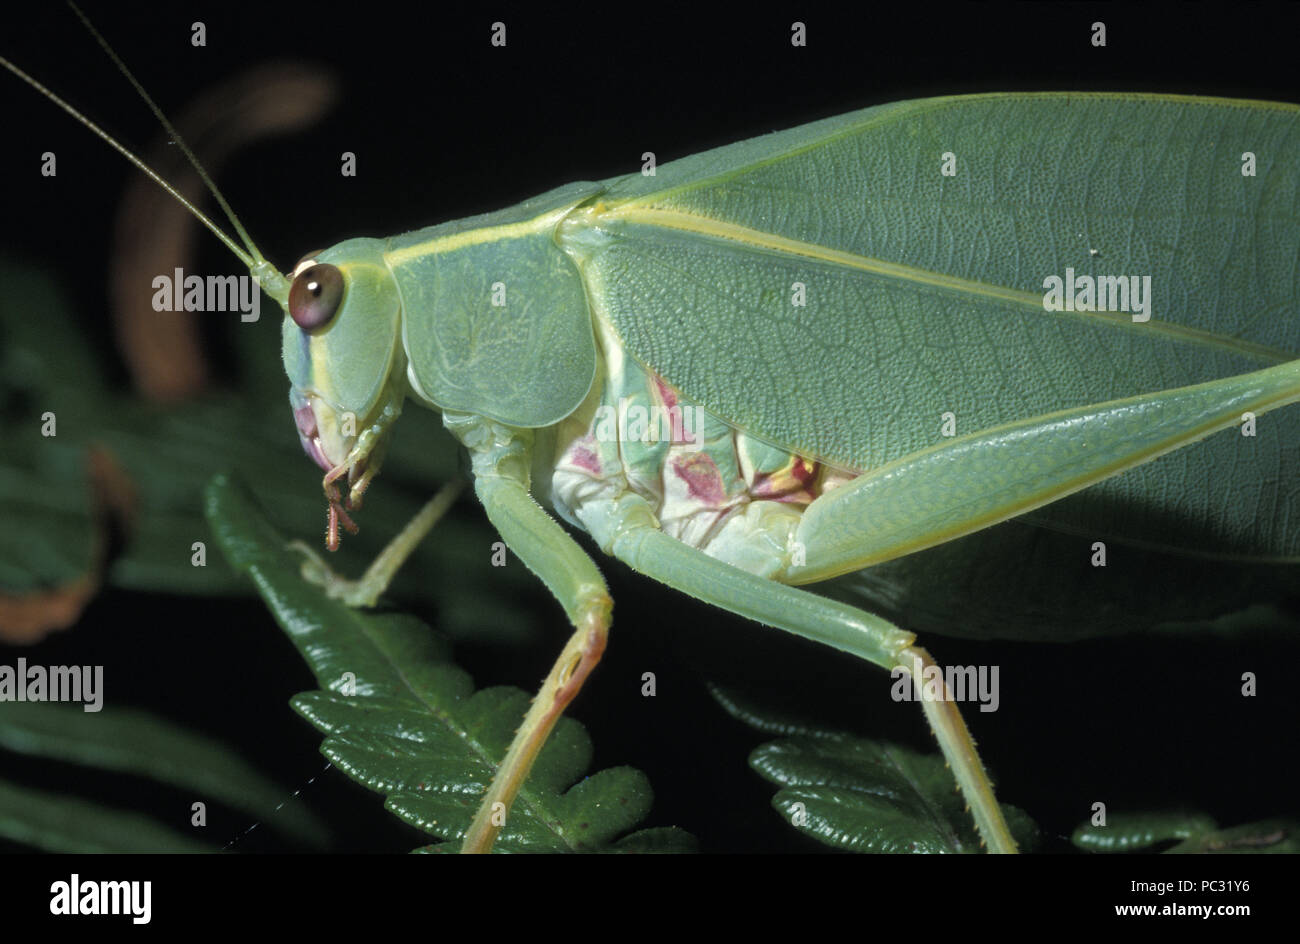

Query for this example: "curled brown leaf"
[0,446,136,643]
[111,64,337,401]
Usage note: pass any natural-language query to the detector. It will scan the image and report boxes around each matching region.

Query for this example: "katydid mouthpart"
[5,5,1298,855]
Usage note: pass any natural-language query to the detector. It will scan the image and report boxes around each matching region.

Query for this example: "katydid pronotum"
[4,9,1298,854]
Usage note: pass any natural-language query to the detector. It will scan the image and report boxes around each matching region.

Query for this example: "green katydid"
[4,9,1298,855]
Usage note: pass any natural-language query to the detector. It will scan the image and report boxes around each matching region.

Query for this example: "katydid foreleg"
[445,412,614,854]
[291,479,464,607]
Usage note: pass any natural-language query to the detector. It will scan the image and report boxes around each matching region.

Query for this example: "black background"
[1,0,1297,883]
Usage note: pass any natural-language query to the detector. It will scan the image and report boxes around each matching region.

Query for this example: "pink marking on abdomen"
[571,447,600,474]
[671,452,727,506]
[569,434,601,474]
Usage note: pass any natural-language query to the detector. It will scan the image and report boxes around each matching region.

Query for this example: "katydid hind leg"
[787,359,1300,584]
[578,497,1018,854]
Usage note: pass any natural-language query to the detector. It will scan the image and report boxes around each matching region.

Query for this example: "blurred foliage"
[0,702,329,852]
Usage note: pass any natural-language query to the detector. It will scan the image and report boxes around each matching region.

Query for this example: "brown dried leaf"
[0,446,135,643]
[111,64,337,401]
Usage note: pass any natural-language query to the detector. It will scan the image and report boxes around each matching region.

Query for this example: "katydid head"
[280,238,407,549]
[1,8,406,552]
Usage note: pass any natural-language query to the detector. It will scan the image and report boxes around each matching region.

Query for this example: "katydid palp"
[4,8,1298,855]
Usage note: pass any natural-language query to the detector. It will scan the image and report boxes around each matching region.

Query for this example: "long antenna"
[0,55,256,269]
[0,4,290,300]
[67,3,270,266]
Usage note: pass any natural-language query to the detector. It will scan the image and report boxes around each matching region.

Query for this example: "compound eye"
[288,263,343,331]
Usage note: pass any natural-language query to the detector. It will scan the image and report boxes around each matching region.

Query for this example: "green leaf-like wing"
[205,473,693,853]
[572,93,1300,558]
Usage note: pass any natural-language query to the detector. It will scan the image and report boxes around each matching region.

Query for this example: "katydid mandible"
[5,12,1298,855]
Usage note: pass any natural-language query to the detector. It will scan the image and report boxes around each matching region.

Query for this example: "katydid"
[5,9,1298,855]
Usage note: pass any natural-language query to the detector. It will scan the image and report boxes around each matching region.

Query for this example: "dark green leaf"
[752,735,1038,854]
[1073,812,1299,853]
[713,683,1037,853]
